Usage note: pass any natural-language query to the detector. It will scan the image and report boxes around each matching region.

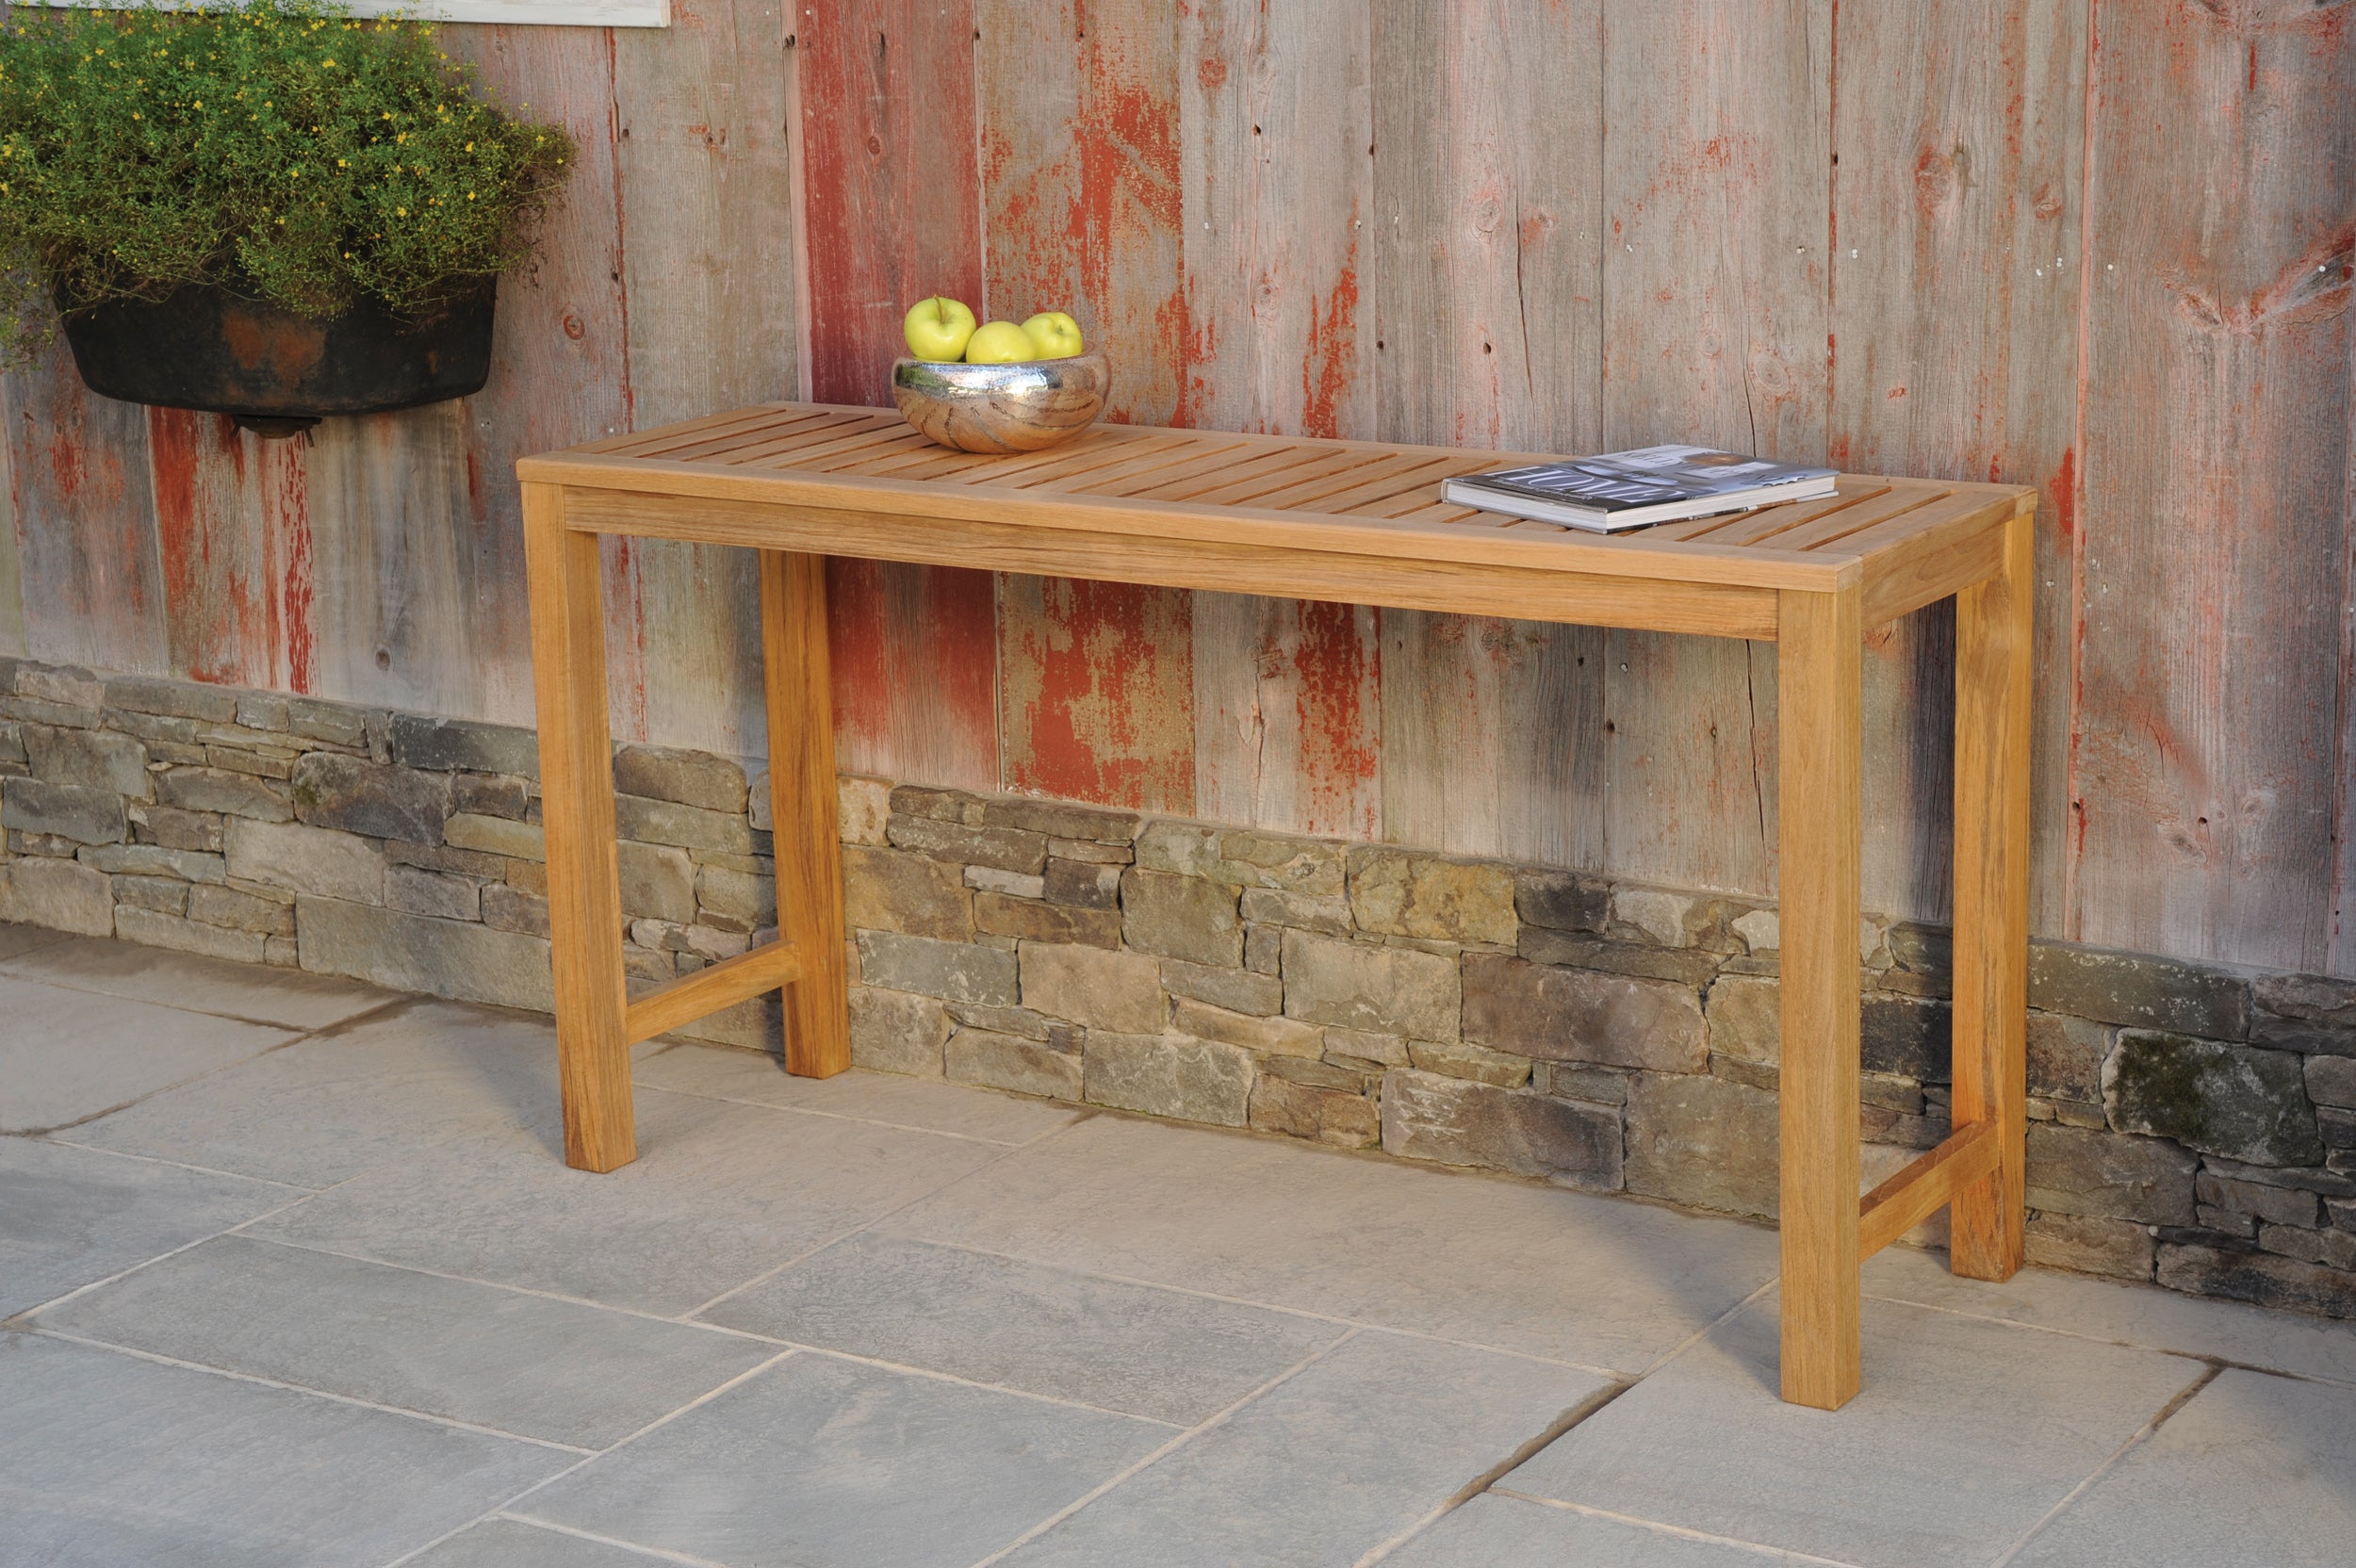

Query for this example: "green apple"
[963,320,1037,364]
[1021,310,1084,359]
[902,296,977,362]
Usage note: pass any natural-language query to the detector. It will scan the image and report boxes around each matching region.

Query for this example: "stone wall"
[4,656,2353,1323]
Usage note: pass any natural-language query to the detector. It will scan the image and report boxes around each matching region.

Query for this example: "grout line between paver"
[788,1342,1186,1428]
[3,1180,329,1325]
[1639,1275,1779,1377]
[1981,1361,2225,1568]
[376,1349,800,1568]
[960,1327,1366,1568]
[0,941,399,1034]
[22,1326,597,1454]
[25,1133,319,1191]
[1486,1492,1874,1566]
[626,1072,1074,1148]
[483,1515,732,1567]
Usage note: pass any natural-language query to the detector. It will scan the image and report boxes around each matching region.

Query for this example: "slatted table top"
[519,402,2036,634]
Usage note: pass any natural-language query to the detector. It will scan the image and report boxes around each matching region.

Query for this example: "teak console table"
[517,403,2035,1411]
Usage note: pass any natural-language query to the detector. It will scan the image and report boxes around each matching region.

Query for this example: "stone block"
[1382,1070,1621,1188]
[1158,958,1281,1017]
[965,865,1047,898]
[2305,1054,2356,1110]
[1133,822,1344,894]
[1250,1072,1378,1148]
[975,891,1121,949]
[614,793,756,858]
[1121,868,1243,966]
[298,896,553,1011]
[1236,887,1352,936]
[1047,836,1132,864]
[2156,1243,2356,1320]
[1020,942,1164,1033]
[1625,1070,1779,1218]
[0,856,113,935]
[837,776,892,846]
[224,817,383,905]
[886,813,1048,874]
[1707,973,1779,1067]
[286,697,369,747]
[234,693,289,730]
[2104,1031,2322,1167]
[155,767,293,822]
[1730,907,1780,955]
[506,859,548,897]
[613,744,747,814]
[1514,869,1610,935]
[944,1002,1057,1041]
[110,875,188,916]
[140,805,223,852]
[78,843,226,883]
[450,773,531,821]
[20,664,101,708]
[204,743,298,780]
[1280,929,1458,1040]
[843,845,970,940]
[386,841,509,880]
[617,841,698,924]
[1082,1031,1254,1127]
[384,863,481,923]
[696,863,777,928]
[1862,993,1949,1082]
[188,883,297,937]
[946,1028,1083,1101]
[2201,1153,2356,1198]
[442,812,545,861]
[290,753,449,845]
[4,778,125,845]
[2263,1223,2356,1270]
[104,675,240,722]
[1544,1061,1631,1105]
[1170,998,1323,1057]
[1323,1025,1409,1069]
[113,906,268,965]
[2253,972,2356,1030]
[25,725,151,799]
[1406,1038,1533,1088]
[385,712,538,778]
[2029,939,2247,1039]
[2027,1011,2107,1104]
[2024,1122,2198,1224]
[1461,954,1706,1072]
[2199,1170,2322,1229]
[1347,846,1516,946]
[849,986,952,1075]
[891,785,1139,844]
[1612,887,1695,948]
[858,930,1019,1006]
[2025,1211,2156,1282]
[1518,928,1720,986]
[1043,857,1122,909]
[1245,924,1282,974]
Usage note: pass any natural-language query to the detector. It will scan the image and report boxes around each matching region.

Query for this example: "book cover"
[1454,445,1838,514]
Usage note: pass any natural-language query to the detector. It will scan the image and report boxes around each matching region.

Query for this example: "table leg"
[1776,585,1864,1409]
[1949,506,2035,1279]
[759,551,851,1078]
[522,483,635,1172]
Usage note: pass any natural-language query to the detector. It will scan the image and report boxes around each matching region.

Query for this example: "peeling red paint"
[1298,242,1361,440]
[1002,577,1194,811]
[1287,598,1380,837]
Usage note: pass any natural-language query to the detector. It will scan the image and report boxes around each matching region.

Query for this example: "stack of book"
[1442,445,1839,533]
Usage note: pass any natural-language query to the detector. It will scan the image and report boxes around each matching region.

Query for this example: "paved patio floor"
[5,923,2354,1566]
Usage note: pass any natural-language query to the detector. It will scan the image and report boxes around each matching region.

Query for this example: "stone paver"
[4,931,2356,1568]
[702,1232,1342,1424]
[522,1352,1167,1568]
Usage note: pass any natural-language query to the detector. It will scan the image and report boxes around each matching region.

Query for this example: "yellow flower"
[396,205,406,216]
[336,158,346,167]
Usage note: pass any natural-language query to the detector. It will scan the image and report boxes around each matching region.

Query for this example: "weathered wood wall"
[3,0,2349,975]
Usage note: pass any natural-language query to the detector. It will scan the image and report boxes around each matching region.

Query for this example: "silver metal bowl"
[892,351,1111,454]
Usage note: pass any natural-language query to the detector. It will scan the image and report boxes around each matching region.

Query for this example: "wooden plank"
[1950,508,2033,1280]
[613,0,799,759]
[1775,584,1862,1411]
[147,410,315,692]
[0,390,22,657]
[761,550,851,1076]
[826,558,1000,791]
[523,482,634,1173]
[999,574,1196,813]
[1828,0,2086,928]
[2072,4,2352,972]
[448,22,635,733]
[799,0,983,409]
[1858,1121,2001,1258]
[626,939,803,1044]
[1599,0,1831,902]
[1192,593,1381,840]
[2,343,169,676]
[1179,0,1373,440]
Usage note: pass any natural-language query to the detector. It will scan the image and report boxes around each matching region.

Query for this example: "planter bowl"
[892,351,1110,454]
[59,280,497,438]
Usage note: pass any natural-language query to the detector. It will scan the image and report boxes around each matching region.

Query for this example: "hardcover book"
[1442,445,1839,532]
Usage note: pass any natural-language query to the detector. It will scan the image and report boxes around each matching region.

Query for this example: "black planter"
[58,280,497,438]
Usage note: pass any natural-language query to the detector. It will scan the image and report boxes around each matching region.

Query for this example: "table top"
[519,403,2035,637]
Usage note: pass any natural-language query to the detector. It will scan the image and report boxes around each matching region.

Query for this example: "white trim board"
[32,0,669,25]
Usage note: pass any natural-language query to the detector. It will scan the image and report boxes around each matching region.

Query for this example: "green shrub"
[0,0,573,354]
